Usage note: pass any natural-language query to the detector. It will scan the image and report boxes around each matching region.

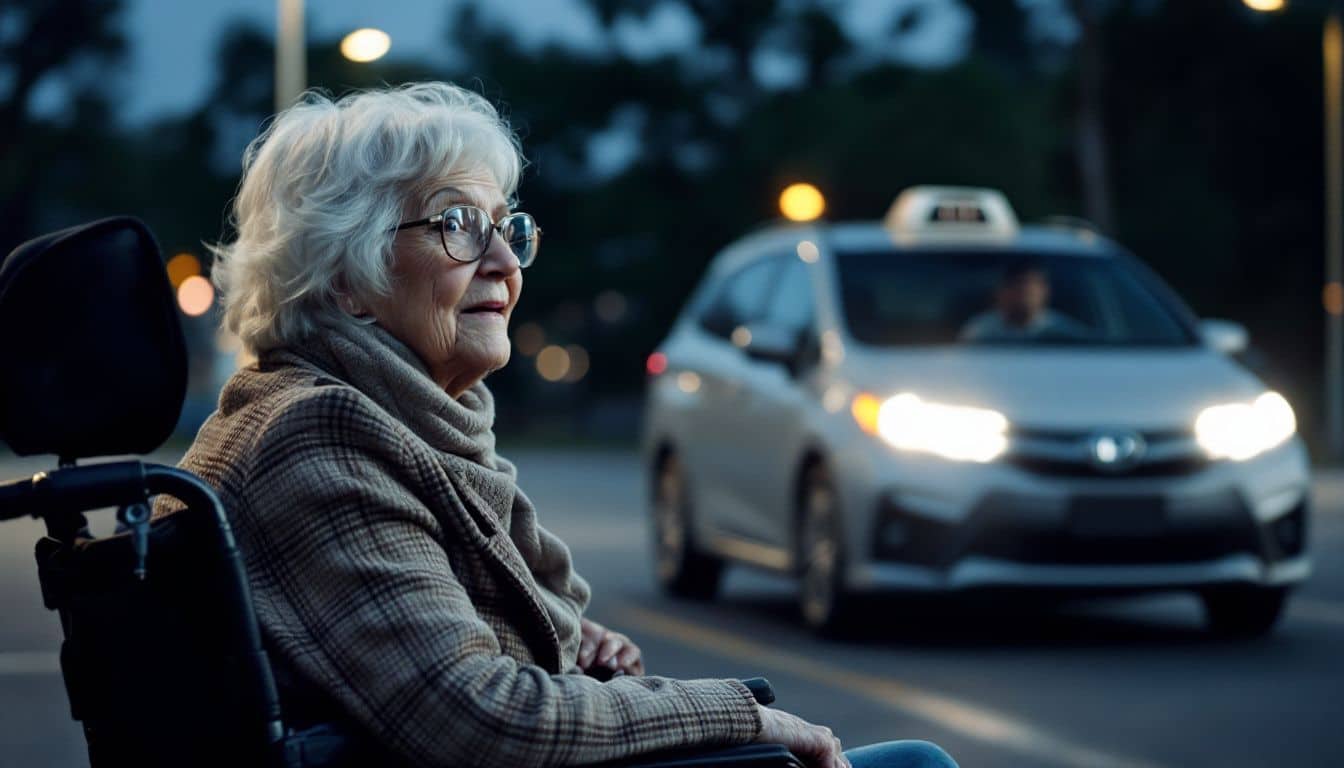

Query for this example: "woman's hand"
[756,706,851,768]
[579,618,645,676]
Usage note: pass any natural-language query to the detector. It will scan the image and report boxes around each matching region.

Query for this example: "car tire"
[653,453,724,600]
[1200,586,1289,638]
[798,463,857,635]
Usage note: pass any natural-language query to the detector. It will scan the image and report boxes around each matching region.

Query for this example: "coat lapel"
[437,459,564,673]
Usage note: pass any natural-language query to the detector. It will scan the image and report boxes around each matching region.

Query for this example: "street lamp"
[1245,0,1344,461]
[274,2,392,110]
[779,183,827,222]
[275,0,305,114]
[341,29,391,63]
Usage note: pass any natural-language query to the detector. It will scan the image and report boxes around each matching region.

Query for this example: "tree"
[0,0,127,250]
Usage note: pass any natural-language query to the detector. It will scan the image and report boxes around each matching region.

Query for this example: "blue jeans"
[844,740,958,768]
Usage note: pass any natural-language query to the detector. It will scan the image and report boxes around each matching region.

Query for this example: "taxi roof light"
[884,186,1019,243]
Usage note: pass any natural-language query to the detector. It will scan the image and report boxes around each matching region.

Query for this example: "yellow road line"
[615,603,1164,768]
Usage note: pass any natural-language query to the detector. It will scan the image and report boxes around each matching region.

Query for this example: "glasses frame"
[391,204,541,267]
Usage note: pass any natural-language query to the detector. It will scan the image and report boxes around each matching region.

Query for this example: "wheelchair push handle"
[0,475,34,520]
[0,461,149,521]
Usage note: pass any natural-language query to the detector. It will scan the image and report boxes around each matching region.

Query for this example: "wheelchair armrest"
[601,677,797,767]
[279,678,794,767]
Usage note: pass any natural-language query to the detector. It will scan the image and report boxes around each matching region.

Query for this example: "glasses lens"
[440,206,492,262]
[500,212,539,268]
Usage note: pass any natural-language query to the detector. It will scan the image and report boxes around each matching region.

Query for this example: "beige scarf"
[276,319,590,669]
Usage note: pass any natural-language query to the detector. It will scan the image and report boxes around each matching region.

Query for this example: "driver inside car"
[960,260,1089,342]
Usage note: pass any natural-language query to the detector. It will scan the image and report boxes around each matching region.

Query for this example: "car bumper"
[851,554,1311,593]
[834,437,1312,593]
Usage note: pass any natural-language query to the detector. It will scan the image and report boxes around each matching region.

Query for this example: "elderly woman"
[174,83,957,768]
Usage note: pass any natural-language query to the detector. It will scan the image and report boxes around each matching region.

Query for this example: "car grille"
[1006,426,1209,479]
[965,493,1261,565]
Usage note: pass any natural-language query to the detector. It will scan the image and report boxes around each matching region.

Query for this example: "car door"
[725,253,820,561]
[680,255,783,548]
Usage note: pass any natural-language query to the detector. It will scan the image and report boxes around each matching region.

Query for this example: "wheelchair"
[0,218,804,768]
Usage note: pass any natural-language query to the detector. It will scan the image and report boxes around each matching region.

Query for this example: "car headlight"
[852,392,1008,463]
[1194,391,1296,461]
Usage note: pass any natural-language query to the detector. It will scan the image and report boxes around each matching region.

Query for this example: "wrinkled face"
[996,270,1050,325]
[369,169,522,397]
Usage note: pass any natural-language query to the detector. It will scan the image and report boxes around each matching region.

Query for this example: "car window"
[763,255,814,334]
[835,249,1197,347]
[699,257,779,339]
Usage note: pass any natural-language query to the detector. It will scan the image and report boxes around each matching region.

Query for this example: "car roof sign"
[883,186,1020,244]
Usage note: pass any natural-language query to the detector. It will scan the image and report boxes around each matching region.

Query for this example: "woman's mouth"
[462,300,507,316]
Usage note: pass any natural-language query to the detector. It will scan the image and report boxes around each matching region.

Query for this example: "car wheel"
[798,463,856,634]
[1200,586,1289,638]
[653,454,724,600]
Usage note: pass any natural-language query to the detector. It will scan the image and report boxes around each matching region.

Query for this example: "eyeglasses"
[391,205,541,268]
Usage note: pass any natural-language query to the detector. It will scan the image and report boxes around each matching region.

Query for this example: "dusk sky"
[85,0,976,125]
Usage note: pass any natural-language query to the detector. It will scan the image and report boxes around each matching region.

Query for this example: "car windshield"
[836,249,1197,348]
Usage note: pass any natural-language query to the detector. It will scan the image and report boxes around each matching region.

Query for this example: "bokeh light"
[1242,0,1285,11]
[594,291,629,324]
[796,240,820,263]
[514,322,546,356]
[779,183,826,222]
[536,345,571,382]
[166,253,201,289]
[730,326,752,348]
[676,371,701,393]
[563,345,590,382]
[177,275,214,316]
[340,28,391,62]
[646,352,668,375]
[1325,281,1344,316]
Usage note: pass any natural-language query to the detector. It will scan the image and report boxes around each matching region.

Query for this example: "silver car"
[641,187,1311,636]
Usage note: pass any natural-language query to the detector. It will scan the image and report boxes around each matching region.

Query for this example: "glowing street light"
[1242,0,1286,11]
[536,345,571,382]
[177,276,215,317]
[778,183,826,222]
[341,28,391,63]
[165,252,201,289]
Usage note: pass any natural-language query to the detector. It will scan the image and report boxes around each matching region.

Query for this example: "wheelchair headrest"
[0,217,187,459]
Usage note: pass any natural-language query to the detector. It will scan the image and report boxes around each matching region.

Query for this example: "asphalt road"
[2,448,1342,767]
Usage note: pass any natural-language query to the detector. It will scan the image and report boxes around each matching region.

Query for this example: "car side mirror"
[1199,319,1249,355]
[741,324,801,368]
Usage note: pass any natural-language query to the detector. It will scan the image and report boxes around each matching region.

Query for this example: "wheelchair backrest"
[0,217,186,460]
[1,219,285,767]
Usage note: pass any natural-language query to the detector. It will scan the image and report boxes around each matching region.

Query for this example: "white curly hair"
[209,82,524,354]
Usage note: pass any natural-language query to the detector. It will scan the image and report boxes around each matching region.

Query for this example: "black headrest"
[0,217,187,459]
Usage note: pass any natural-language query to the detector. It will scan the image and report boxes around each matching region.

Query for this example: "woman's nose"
[477,231,520,278]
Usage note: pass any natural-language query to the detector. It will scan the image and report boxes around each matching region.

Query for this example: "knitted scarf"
[274,319,590,669]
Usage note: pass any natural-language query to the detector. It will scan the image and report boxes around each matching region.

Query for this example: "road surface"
[1,449,1341,767]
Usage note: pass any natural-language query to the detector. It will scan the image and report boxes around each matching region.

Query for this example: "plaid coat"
[159,327,761,768]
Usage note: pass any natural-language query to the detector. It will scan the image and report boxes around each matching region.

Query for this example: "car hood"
[841,346,1269,431]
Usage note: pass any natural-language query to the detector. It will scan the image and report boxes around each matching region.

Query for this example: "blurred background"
[4,2,1344,767]
[1,0,1337,451]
